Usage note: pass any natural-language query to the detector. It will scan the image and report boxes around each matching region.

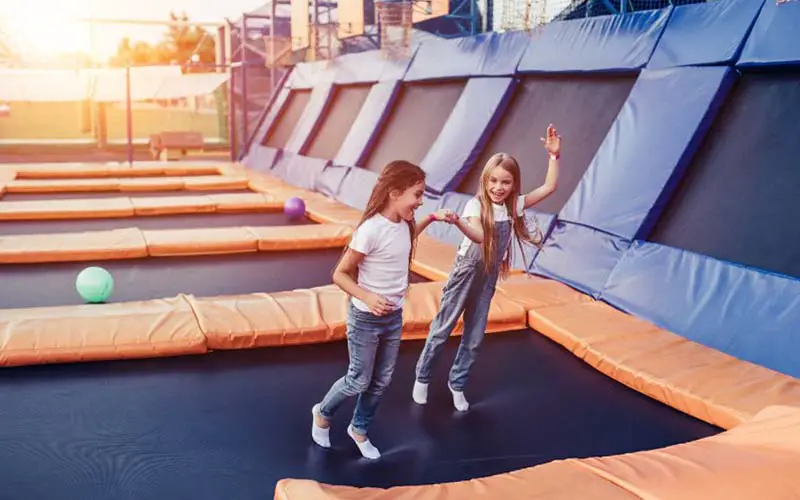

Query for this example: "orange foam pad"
[275,405,800,500]
[130,193,280,216]
[0,296,207,367]
[183,175,250,191]
[5,177,121,193]
[11,163,221,179]
[142,224,351,256]
[189,281,528,350]
[0,197,135,220]
[495,273,595,309]
[0,228,148,263]
[528,300,800,430]
[0,168,15,197]
[3,176,243,193]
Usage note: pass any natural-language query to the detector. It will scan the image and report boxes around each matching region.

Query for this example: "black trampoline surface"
[457,74,637,214]
[264,89,312,149]
[0,249,343,308]
[1,189,250,201]
[306,84,372,160]
[0,330,720,499]
[363,81,465,173]
[0,212,314,236]
[649,71,800,279]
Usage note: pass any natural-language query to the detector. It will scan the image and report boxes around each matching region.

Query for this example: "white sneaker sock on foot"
[449,383,469,412]
[347,426,381,460]
[311,404,330,448]
[412,380,428,405]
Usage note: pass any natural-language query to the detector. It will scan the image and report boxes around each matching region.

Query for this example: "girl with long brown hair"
[311,160,452,459]
[412,125,562,412]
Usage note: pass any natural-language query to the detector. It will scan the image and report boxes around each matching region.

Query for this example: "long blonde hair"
[476,153,543,278]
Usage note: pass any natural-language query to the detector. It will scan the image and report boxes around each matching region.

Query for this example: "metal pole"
[241,14,249,157]
[125,64,133,166]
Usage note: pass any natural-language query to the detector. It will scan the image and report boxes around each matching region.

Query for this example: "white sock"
[347,425,381,460]
[449,383,469,412]
[311,404,330,448]
[412,380,428,405]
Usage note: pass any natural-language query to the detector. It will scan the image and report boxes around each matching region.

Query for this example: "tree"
[109,12,216,71]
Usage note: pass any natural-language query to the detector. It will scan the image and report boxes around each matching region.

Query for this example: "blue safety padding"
[333,48,416,84]
[336,167,379,211]
[333,79,401,167]
[315,165,351,197]
[738,0,800,67]
[517,9,671,73]
[287,60,337,89]
[242,145,282,172]
[513,210,557,272]
[272,152,330,191]
[602,241,800,378]
[404,31,530,81]
[251,87,291,151]
[648,0,765,69]
[422,77,516,194]
[532,220,631,298]
[283,81,335,154]
[560,66,735,239]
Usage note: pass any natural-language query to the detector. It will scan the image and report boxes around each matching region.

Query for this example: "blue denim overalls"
[415,218,513,391]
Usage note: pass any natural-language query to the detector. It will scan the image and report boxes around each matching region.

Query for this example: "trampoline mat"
[0,212,314,236]
[0,249,342,308]
[0,330,720,499]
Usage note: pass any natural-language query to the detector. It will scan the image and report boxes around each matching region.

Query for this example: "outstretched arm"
[414,209,455,238]
[522,124,561,210]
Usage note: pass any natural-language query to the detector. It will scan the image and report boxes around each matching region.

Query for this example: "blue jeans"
[415,220,511,391]
[318,304,403,436]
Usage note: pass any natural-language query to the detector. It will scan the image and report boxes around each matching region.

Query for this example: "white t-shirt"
[348,214,412,312]
[457,195,525,256]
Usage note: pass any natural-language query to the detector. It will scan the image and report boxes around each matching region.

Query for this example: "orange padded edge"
[0,197,135,220]
[206,192,284,212]
[184,175,250,191]
[528,300,800,429]
[8,163,220,179]
[191,281,528,350]
[6,178,121,193]
[0,296,207,367]
[495,273,595,309]
[275,405,800,500]
[118,176,185,191]
[143,227,259,256]
[130,195,217,215]
[0,169,15,197]
[250,224,353,250]
[0,228,148,263]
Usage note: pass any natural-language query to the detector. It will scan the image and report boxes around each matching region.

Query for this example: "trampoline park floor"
[0,330,720,500]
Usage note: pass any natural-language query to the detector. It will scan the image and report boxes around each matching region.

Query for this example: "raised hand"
[541,123,561,156]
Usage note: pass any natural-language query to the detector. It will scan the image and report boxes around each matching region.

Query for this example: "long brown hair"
[476,153,543,278]
[344,160,426,280]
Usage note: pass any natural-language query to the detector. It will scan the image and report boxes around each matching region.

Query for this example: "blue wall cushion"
[648,0,765,69]
[560,66,735,239]
[602,241,800,378]
[333,49,416,84]
[517,9,671,73]
[336,166,379,211]
[287,60,336,89]
[315,164,351,197]
[422,77,516,194]
[404,31,530,81]
[242,145,282,172]
[532,220,631,298]
[738,0,800,68]
[272,152,330,190]
[333,80,402,167]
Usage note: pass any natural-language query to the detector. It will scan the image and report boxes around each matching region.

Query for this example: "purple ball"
[284,196,306,218]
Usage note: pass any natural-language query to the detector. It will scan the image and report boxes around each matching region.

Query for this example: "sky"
[1,0,268,62]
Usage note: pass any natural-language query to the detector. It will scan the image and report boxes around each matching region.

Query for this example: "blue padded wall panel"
[251,87,291,150]
[336,167,379,211]
[272,153,330,190]
[333,49,415,84]
[283,81,335,154]
[648,0,764,69]
[513,211,556,272]
[532,221,631,298]
[333,80,401,167]
[560,66,735,239]
[738,0,800,67]
[288,60,337,89]
[602,241,800,378]
[423,78,516,194]
[315,165,351,197]
[517,9,671,73]
[404,32,529,81]
[242,145,282,172]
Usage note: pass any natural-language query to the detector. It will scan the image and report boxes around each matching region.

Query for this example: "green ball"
[75,266,114,303]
